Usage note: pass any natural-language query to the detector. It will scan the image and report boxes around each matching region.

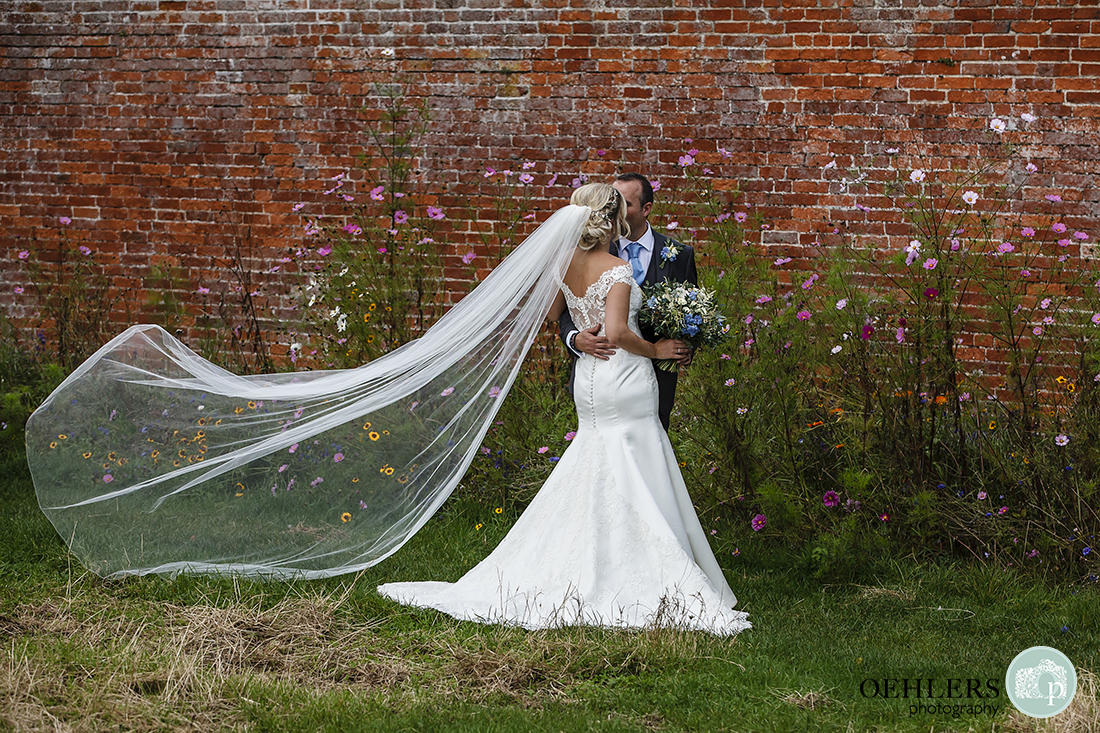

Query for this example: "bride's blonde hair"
[570,183,628,251]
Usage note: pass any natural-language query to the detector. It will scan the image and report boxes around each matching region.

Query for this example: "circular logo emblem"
[1005,646,1077,718]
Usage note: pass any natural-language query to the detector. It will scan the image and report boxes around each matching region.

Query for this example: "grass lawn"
[1,452,1097,732]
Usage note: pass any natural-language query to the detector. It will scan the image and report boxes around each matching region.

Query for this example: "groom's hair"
[616,172,654,207]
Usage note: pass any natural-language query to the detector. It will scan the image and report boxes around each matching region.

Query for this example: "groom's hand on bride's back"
[575,325,617,360]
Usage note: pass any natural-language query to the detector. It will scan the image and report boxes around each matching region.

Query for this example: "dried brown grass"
[1002,669,1100,733]
[0,582,727,731]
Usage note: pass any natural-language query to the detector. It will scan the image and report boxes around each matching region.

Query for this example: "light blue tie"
[625,242,645,285]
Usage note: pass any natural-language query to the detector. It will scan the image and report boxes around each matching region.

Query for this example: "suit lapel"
[646,231,667,286]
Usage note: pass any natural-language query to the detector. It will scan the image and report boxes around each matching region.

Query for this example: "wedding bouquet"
[639,280,729,371]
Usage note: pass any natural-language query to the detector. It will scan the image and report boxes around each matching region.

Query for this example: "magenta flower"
[755,295,772,304]
[751,514,767,531]
[796,310,811,321]
[333,453,344,463]
[17,250,29,260]
[197,286,210,295]
[1075,231,1089,240]
[537,446,549,454]
[293,202,306,212]
[79,245,91,256]
[678,154,694,167]
[880,513,890,522]
[1053,222,1067,233]
[317,246,332,256]
[895,327,905,343]
[370,186,385,201]
[1046,194,1062,202]
[1055,434,1070,446]
[735,212,747,223]
[1033,326,1043,336]
[343,223,361,235]
[462,250,476,264]
[774,256,791,266]
[924,287,939,299]
[546,173,558,187]
[59,216,71,225]
[860,324,874,341]
[427,206,444,220]
[564,431,576,441]
[14,286,23,294]
[922,257,938,270]
[1021,227,1035,237]
[823,490,839,508]
[519,173,534,184]
[393,210,409,225]
[103,474,113,483]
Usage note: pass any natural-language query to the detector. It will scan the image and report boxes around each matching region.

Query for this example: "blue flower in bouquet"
[682,324,700,337]
[661,245,677,262]
[647,296,658,309]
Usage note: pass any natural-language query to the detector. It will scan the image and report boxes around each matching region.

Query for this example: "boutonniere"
[659,243,680,267]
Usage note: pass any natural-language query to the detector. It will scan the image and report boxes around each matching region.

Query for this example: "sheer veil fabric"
[25,205,589,579]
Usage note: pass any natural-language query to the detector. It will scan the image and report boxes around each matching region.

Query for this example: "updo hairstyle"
[570,183,628,251]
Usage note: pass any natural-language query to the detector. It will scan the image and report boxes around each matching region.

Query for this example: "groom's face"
[612,179,651,242]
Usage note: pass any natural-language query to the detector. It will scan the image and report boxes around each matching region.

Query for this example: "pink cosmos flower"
[427,206,444,220]
[318,246,332,256]
[823,490,839,507]
[896,327,905,343]
[1046,194,1062,202]
[1026,162,1038,172]
[293,202,306,212]
[774,256,791,266]
[796,310,811,321]
[519,173,534,184]
[197,286,210,294]
[79,245,91,255]
[546,173,558,187]
[17,250,29,259]
[751,514,767,531]
[909,169,926,183]
[537,446,549,454]
[564,431,576,441]
[334,453,344,463]
[488,386,501,398]
[923,258,938,270]
[441,387,454,396]
[462,250,476,264]
[725,378,736,386]
[755,295,772,304]
[393,210,409,225]
[1053,222,1067,233]
[370,186,385,201]
[1021,227,1035,237]
[1075,231,1089,240]
[104,474,113,483]
[1033,326,1043,336]
[989,118,1006,133]
[59,216,71,225]
[734,212,747,222]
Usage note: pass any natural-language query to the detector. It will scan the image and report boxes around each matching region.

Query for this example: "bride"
[25,183,748,634]
[379,184,749,633]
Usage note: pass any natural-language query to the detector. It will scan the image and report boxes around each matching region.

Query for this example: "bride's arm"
[547,290,566,321]
[604,283,685,360]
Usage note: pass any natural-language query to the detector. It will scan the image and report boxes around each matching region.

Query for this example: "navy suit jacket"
[558,230,698,431]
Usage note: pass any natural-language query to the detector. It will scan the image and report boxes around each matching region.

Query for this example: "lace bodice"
[562,264,641,333]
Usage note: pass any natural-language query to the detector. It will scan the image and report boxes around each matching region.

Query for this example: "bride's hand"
[653,339,689,361]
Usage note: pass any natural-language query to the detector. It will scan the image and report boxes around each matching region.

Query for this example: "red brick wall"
[2,0,1098,362]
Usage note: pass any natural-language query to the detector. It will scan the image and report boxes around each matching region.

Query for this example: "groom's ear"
[641,200,652,220]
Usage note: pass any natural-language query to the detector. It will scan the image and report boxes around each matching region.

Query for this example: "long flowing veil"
[25,205,589,579]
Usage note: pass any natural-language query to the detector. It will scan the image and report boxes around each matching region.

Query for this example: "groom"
[559,172,698,431]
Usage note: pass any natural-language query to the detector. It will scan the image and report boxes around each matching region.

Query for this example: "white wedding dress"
[378,265,750,635]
